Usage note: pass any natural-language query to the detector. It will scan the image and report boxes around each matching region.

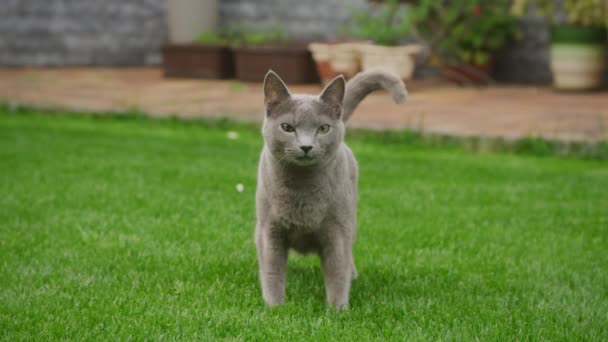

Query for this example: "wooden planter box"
[233,43,319,84]
[162,44,235,79]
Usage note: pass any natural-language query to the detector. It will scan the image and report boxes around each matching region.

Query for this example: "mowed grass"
[1,108,607,341]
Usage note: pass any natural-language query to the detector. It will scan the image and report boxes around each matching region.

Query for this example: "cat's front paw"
[328,301,349,310]
[263,293,285,306]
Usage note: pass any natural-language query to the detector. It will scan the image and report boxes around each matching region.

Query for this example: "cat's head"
[261,70,346,167]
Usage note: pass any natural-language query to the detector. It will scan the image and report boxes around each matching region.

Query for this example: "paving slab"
[1,67,607,141]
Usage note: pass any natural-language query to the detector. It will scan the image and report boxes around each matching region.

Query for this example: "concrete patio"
[1,67,607,141]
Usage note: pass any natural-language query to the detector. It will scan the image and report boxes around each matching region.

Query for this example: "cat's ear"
[319,75,345,118]
[263,70,291,115]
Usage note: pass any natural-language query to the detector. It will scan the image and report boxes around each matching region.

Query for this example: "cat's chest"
[271,184,330,229]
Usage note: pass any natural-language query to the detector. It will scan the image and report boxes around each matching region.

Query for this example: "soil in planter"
[162,44,235,79]
[234,43,319,84]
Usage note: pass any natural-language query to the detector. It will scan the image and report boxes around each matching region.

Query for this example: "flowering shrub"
[511,0,607,28]
[344,0,411,46]
[408,0,520,65]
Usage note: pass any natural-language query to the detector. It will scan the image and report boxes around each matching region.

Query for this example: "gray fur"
[255,69,406,308]
[342,69,407,122]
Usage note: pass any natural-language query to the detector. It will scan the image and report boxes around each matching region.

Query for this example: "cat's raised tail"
[342,69,407,122]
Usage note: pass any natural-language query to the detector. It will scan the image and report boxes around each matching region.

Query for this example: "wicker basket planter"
[308,41,368,84]
[359,44,422,80]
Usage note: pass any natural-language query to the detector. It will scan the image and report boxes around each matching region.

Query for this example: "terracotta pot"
[359,44,422,80]
[550,25,607,90]
[234,42,319,84]
[162,44,235,79]
[443,62,494,85]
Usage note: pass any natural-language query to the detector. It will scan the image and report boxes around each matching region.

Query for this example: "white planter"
[308,42,332,62]
[168,0,218,43]
[359,44,422,80]
[550,44,605,90]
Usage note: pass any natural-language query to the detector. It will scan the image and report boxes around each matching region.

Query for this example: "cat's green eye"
[280,123,295,132]
[318,124,331,134]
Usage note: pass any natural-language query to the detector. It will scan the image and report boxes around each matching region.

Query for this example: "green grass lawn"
[1,108,607,340]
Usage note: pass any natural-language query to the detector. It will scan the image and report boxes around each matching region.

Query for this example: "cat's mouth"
[294,155,316,165]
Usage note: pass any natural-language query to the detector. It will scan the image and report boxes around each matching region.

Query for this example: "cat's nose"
[300,145,313,153]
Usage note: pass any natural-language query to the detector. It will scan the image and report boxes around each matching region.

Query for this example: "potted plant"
[232,27,319,84]
[408,0,519,85]
[162,30,236,79]
[344,0,422,80]
[512,0,607,90]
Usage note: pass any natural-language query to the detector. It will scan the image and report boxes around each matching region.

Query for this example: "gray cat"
[255,69,407,308]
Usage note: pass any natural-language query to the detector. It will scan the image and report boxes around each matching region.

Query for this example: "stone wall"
[494,14,553,84]
[0,0,167,66]
[0,0,367,66]
[0,0,558,84]
[219,0,366,40]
